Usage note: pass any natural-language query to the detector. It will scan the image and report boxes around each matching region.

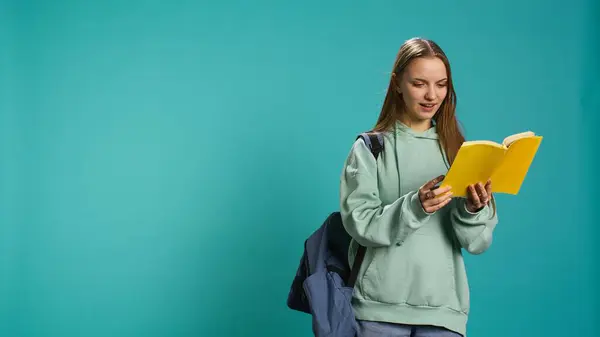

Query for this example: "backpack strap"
[356,132,384,159]
[347,132,384,287]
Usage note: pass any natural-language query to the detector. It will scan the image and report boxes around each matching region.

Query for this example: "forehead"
[404,57,447,80]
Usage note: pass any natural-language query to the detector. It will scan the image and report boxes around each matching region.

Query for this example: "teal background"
[1,1,597,336]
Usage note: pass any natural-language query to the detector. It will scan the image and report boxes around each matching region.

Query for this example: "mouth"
[419,103,437,110]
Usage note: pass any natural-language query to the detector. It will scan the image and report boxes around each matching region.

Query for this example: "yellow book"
[440,131,543,197]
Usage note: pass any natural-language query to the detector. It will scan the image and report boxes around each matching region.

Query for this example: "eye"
[437,83,448,88]
[412,82,424,88]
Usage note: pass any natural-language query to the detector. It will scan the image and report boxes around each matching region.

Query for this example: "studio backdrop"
[0,1,598,337]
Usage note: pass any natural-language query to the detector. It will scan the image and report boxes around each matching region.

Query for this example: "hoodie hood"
[394,120,439,140]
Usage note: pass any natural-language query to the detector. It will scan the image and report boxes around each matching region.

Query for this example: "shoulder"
[355,130,394,154]
[350,131,384,153]
[343,130,390,174]
[345,138,369,165]
[356,132,384,150]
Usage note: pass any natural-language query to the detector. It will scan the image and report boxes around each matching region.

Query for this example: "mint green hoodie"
[340,121,498,336]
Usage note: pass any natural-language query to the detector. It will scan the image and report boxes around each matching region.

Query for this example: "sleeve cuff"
[464,201,484,214]
[456,199,484,218]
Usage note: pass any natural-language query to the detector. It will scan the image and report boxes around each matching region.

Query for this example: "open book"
[440,131,543,197]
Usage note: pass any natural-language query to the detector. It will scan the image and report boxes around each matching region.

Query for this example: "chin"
[416,111,437,120]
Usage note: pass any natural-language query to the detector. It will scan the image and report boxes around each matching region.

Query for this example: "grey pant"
[358,320,463,337]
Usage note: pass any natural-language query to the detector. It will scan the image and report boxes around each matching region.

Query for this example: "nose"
[425,87,436,101]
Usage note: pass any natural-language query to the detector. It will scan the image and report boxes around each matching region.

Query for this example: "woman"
[340,37,498,337]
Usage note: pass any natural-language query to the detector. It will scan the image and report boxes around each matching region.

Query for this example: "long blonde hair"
[372,37,464,165]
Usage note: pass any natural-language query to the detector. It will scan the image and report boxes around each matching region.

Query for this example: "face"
[397,56,448,126]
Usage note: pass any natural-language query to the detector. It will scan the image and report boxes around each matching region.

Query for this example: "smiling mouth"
[420,103,436,108]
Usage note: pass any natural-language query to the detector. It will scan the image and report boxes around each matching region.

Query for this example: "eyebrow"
[413,77,448,83]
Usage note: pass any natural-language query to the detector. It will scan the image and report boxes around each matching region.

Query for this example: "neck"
[398,114,432,132]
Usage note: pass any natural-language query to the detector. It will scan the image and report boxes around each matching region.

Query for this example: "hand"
[419,175,453,213]
[466,179,492,213]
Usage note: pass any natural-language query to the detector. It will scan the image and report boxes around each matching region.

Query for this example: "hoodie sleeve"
[449,197,498,255]
[340,139,431,247]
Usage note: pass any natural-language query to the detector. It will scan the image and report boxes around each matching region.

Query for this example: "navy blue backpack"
[286,132,384,337]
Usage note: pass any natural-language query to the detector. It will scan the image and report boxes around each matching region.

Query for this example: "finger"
[423,175,445,191]
[423,191,453,207]
[485,180,492,199]
[419,189,434,202]
[427,197,452,213]
[478,182,489,203]
[476,182,488,204]
[419,189,433,203]
[436,190,454,203]
[433,185,452,196]
[419,184,444,201]
[467,184,480,205]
